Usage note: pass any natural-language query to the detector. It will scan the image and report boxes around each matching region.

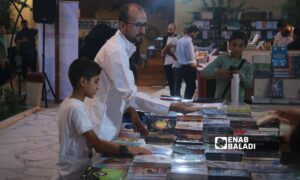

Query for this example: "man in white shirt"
[273,20,294,47]
[86,3,199,141]
[176,25,199,99]
[161,23,180,97]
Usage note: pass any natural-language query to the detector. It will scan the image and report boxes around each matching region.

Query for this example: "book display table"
[82,103,300,180]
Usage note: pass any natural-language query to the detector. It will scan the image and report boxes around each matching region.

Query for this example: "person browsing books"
[55,58,151,179]
[271,109,300,152]
[201,31,253,103]
[176,25,199,99]
[273,20,294,47]
[85,3,199,141]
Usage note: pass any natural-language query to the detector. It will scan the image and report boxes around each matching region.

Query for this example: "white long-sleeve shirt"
[85,30,170,141]
[176,35,196,65]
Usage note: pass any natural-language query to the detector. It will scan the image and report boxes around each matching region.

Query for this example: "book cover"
[81,166,127,180]
[269,79,284,98]
[208,167,250,179]
[147,116,176,133]
[271,46,288,68]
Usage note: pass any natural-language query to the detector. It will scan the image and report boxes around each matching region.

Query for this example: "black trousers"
[181,65,197,99]
[173,67,182,97]
[164,64,175,96]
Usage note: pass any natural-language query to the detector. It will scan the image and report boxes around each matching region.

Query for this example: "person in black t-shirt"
[15,20,38,78]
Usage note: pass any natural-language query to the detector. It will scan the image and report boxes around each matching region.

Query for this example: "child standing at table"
[201,31,253,103]
[56,58,151,179]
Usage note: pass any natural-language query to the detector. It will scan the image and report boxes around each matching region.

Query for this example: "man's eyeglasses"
[126,22,147,29]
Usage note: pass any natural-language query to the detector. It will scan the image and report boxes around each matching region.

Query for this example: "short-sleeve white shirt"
[57,98,93,179]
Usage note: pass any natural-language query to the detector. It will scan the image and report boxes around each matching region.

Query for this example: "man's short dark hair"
[277,20,289,29]
[68,58,101,88]
[118,3,144,23]
[186,25,199,33]
[21,19,28,25]
[229,31,248,45]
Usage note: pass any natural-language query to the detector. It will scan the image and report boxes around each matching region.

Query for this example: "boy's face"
[83,75,100,98]
[229,39,246,58]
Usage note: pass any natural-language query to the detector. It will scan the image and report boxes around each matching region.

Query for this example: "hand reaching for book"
[272,109,300,126]
[127,107,149,136]
[131,113,149,136]
[169,102,200,114]
[128,146,152,156]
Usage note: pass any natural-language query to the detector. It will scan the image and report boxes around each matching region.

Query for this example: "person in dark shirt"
[15,20,38,78]
[288,26,300,50]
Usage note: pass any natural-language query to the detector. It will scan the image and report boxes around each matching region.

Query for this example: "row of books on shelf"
[253,48,300,78]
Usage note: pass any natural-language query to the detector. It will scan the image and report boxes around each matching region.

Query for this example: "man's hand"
[131,112,149,136]
[128,146,152,155]
[273,109,300,126]
[169,102,200,114]
[126,107,149,136]
[218,68,231,80]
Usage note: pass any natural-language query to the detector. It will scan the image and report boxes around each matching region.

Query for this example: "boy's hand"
[128,146,152,155]
[169,102,200,114]
[218,68,231,80]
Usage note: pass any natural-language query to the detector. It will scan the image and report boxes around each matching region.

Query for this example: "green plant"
[0,87,22,114]
[282,0,300,25]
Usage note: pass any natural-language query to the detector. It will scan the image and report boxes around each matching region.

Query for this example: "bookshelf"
[251,50,300,104]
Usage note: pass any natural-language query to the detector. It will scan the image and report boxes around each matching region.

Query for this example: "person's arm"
[165,44,177,60]
[186,39,196,65]
[274,109,300,126]
[239,63,253,89]
[126,107,149,136]
[83,130,151,156]
[201,56,228,79]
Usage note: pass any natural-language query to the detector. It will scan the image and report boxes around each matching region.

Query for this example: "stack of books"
[205,149,243,162]
[208,167,250,180]
[127,154,171,180]
[203,118,231,143]
[169,155,208,179]
[252,53,272,78]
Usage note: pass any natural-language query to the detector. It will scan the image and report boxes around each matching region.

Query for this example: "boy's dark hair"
[277,20,289,29]
[68,58,101,88]
[186,25,199,33]
[119,3,144,23]
[229,31,248,45]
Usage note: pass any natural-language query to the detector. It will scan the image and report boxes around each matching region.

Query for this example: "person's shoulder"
[60,98,84,112]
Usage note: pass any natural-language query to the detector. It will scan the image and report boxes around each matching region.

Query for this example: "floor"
[0,85,173,180]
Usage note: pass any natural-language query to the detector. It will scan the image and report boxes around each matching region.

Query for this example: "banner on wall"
[59,1,79,99]
[37,1,78,100]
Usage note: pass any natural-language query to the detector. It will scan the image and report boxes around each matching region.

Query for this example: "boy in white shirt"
[56,58,151,179]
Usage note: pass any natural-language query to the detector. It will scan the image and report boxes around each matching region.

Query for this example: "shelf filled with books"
[252,48,300,104]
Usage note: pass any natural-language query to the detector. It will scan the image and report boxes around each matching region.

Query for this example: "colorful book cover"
[271,46,288,68]
[81,166,127,180]
[147,116,176,133]
[269,79,284,98]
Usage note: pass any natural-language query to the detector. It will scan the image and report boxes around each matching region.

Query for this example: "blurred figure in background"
[288,26,300,50]
[273,20,294,47]
[161,23,179,96]
[15,20,38,79]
